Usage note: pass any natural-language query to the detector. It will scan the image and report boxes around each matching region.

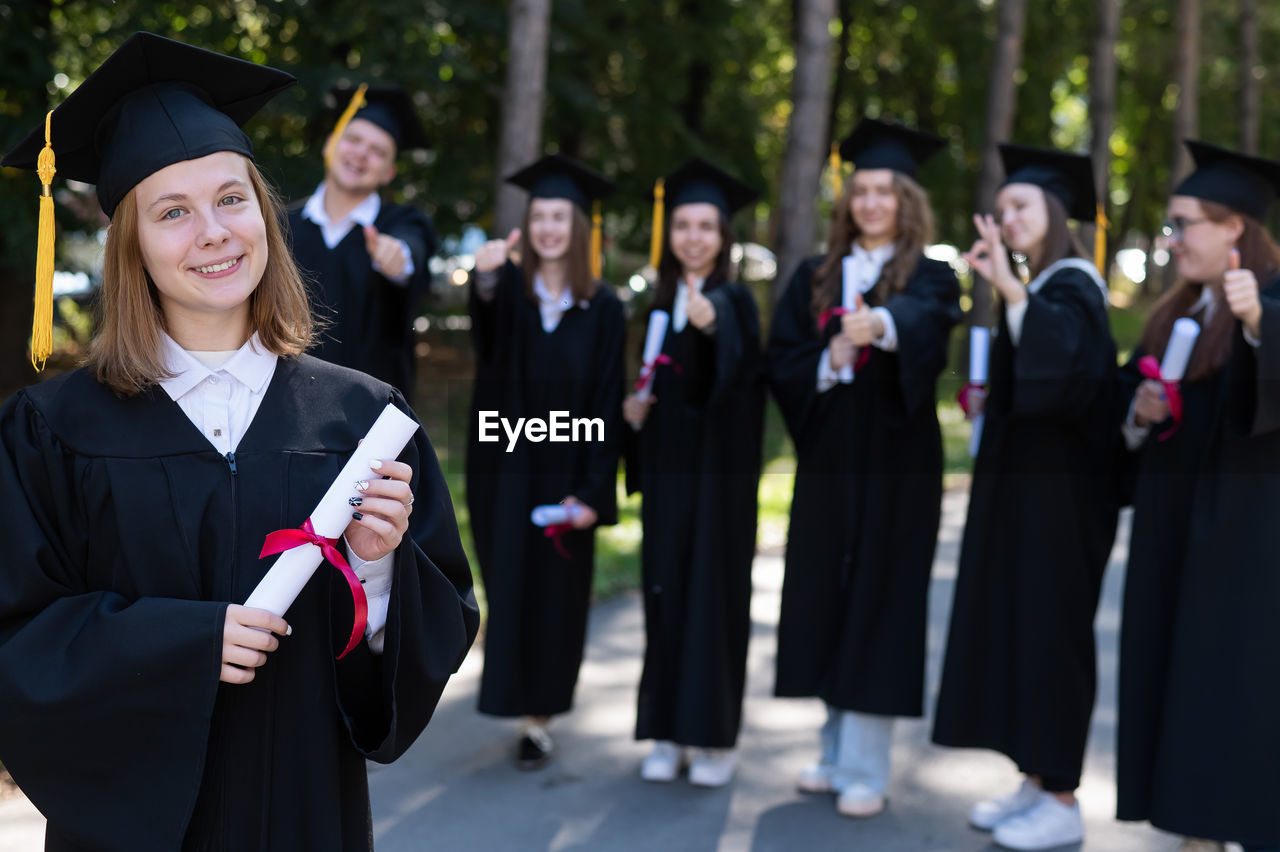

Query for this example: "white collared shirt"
[534,274,582,332]
[300,183,414,285]
[159,332,393,652]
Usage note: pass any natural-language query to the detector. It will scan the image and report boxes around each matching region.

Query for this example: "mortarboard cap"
[505,153,616,214]
[328,84,429,154]
[1173,140,1280,221]
[838,118,945,179]
[998,144,1098,222]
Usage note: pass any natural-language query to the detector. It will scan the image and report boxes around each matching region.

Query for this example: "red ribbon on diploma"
[635,354,681,392]
[957,382,984,418]
[544,523,574,560]
[259,518,369,658]
[1138,355,1184,441]
[817,307,871,371]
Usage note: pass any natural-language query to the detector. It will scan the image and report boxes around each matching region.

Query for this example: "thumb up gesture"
[685,274,717,330]
[365,225,408,279]
[1223,247,1263,339]
[474,228,521,274]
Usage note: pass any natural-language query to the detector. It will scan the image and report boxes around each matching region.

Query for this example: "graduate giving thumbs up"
[364,224,410,279]
[474,228,522,274]
[685,274,717,331]
[1223,247,1264,339]
[840,292,884,347]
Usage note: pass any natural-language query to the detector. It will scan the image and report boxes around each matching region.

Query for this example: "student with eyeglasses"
[1115,140,1280,852]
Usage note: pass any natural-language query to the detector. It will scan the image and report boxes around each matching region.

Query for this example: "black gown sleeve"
[1241,277,1280,437]
[0,392,227,849]
[883,258,962,413]
[569,290,625,526]
[468,260,523,369]
[1010,269,1112,419]
[700,283,761,410]
[765,258,827,444]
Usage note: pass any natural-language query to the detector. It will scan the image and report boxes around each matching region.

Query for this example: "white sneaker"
[992,793,1084,850]
[688,748,737,787]
[640,741,683,782]
[796,763,836,794]
[970,778,1043,831]
[836,782,886,818]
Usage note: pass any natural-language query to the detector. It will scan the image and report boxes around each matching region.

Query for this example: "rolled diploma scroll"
[968,327,991,458]
[839,256,859,384]
[635,310,670,403]
[244,403,419,617]
[531,503,583,527]
[1160,317,1200,381]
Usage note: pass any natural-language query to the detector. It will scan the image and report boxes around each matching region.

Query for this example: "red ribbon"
[543,523,574,560]
[817,307,871,371]
[1138,355,1184,441]
[957,382,985,418]
[259,518,369,659]
[635,354,681,392]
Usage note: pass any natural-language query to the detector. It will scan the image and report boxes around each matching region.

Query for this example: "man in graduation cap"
[288,85,438,403]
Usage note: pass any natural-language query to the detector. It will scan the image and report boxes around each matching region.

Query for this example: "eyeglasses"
[1161,216,1209,241]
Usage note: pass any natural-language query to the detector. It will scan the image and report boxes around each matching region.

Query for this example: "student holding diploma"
[1115,141,1280,852]
[766,119,960,818]
[622,157,764,787]
[931,145,1118,850]
[0,33,478,851]
[467,154,625,770]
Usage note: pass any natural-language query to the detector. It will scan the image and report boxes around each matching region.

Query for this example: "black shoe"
[515,726,554,771]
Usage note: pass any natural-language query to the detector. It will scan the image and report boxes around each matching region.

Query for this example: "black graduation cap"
[661,156,759,217]
[998,144,1097,222]
[1,31,295,218]
[505,153,616,214]
[328,84,429,153]
[1174,140,1280,221]
[838,118,945,178]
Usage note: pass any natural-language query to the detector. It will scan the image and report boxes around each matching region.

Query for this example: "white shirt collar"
[159,332,277,401]
[1190,285,1215,318]
[852,241,895,265]
[1028,257,1109,302]
[301,182,382,230]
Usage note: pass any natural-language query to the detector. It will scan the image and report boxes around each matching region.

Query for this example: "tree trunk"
[1170,0,1199,184]
[1239,0,1260,155]
[772,0,837,305]
[971,0,1028,327]
[1090,0,1120,277]
[825,0,854,144]
[493,0,551,237]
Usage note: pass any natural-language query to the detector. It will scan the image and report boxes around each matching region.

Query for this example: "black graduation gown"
[1113,331,1222,822]
[1143,279,1280,846]
[466,261,625,718]
[287,199,437,402]
[932,260,1119,787]
[625,282,764,748]
[767,255,961,716]
[0,356,479,852]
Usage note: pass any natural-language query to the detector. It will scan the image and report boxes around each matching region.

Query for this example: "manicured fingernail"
[352,512,364,520]
[286,624,293,636]
[355,480,369,492]
[369,459,383,470]
[348,496,363,507]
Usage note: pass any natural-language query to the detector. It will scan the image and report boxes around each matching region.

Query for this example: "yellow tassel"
[1095,202,1108,276]
[32,110,56,371]
[829,142,843,200]
[590,200,603,279]
[648,178,665,271]
[323,83,368,168]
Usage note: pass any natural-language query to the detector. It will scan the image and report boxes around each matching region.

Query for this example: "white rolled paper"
[969,327,991,385]
[838,256,860,384]
[969,414,985,459]
[531,504,583,527]
[1160,317,1201,382]
[635,310,670,403]
[243,403,420,617]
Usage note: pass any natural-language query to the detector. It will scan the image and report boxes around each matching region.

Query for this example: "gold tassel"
[32,110,56,371]
[829,142,843,199]
[323,83,369,168]
[590,200,603,279]
[648,178,665,271]
[1095,202,1108,276]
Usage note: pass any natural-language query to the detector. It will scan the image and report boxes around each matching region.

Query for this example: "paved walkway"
[1,492,1200,851]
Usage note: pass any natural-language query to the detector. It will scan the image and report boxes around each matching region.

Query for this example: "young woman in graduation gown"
[466,154,625,769]
[1115,141,1280,852]
[931,145,1118,851]
[622,158,765,788]
[0,33,479,852]
[766,119,960,817]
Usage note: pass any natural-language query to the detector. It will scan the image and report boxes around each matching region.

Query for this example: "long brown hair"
[87,157,313,396]
[518,203,599,303]
[1026,191,1088,280]
[653,207,734,312]
[1140,200,1280,380]
[810,171,934,324]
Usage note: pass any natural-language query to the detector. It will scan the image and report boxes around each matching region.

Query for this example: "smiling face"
[528,197,576,263]
[327,117,397,197]
[1166,195,1243,283]
[669,202,724,278]
[133,151,267,345]
[995,182,1050,255]
[849,168,900,246]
